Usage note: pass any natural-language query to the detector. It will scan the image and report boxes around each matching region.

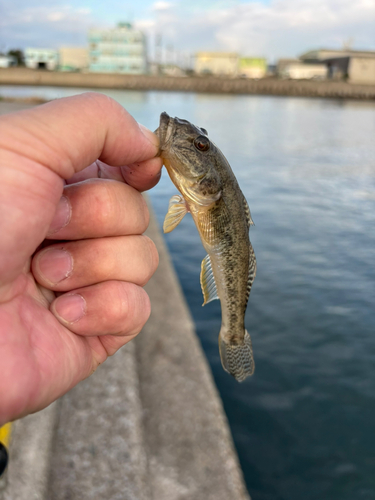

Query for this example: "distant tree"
[7,49,24,66]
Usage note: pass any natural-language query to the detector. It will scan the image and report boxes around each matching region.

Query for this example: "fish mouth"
[155,112,174,153]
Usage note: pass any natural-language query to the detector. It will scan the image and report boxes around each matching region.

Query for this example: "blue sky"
[1,0,374,61]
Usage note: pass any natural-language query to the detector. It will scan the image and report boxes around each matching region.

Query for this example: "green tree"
[7,49,24,66]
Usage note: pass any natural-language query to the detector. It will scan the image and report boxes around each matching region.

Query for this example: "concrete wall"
[349,57,375,85]
[1,67,375,99]
[282,63,327,80]
[59,47,89,72]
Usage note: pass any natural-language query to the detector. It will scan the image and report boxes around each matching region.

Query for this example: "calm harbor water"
[2,86,375,500]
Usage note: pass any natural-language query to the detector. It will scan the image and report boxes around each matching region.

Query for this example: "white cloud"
[0,3,94,49]
[47,12,66,22]
[0,0,373,58]
[152,1,173,11]
[137,0,375,60]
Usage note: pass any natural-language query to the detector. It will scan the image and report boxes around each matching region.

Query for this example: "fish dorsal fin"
[245,242,257,304]
[243,195,254,228]
[163,195,188,233]
[200,254,219,306]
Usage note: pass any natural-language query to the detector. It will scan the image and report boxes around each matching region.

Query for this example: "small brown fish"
[156,113,257,382]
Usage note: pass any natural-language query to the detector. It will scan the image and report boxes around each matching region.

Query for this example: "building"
[0,55,17,68]
[279,62,327,80]
[24,48,59,70]
[195,52,239,77]
[88,23,147,74]
[276,59,299,77]
[59,47,89,72]
[300,49,375,84]
[348,57,375,85]
[239,57,267,79]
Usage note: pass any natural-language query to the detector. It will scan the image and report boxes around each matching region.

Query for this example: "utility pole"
[155,33,162,74]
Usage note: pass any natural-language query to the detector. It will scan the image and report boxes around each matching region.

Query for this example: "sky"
[0,0,374,62]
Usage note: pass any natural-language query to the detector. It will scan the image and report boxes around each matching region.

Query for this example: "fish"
[155,112,257,382]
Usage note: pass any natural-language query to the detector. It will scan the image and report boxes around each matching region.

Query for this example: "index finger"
[0,92,160,181]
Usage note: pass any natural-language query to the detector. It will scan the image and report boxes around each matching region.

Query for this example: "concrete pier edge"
[0,193,250,500]
[1,67,375,100]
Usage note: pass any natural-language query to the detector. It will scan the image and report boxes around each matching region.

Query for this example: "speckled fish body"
[156,112,257,382]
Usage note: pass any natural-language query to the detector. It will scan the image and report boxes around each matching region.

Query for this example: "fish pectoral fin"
[200,254,219,306]
[197,198,230,245]
[163,195,188,233]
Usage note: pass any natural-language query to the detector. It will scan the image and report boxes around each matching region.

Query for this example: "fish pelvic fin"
[200,254,219,306]
[219,330,255,382]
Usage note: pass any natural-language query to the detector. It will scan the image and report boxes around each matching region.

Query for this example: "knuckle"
[91,180,117,227]
[140,195,150,229]
[140,235,159,284]
[118,283,151,334]
[106,281,128,319]
[84,92,117,112]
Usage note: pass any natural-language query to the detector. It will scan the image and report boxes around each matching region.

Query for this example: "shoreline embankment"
[1,67,375,100]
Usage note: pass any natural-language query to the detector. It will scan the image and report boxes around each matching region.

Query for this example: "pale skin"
[0,92,163,426]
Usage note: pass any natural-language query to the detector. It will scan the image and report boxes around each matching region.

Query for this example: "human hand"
[0,92,162,425]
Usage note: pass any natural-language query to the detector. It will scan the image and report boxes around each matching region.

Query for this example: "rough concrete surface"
[1,403,58,500]
[47,341,151,500]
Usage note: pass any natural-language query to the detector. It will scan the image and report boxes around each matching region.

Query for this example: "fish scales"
[156,113,256,382]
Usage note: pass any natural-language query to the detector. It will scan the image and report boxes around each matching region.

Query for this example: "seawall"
[1,67,375,100]
[0,97,250,500]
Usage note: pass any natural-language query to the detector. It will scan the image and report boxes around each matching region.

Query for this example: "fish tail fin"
[219,329,255,382]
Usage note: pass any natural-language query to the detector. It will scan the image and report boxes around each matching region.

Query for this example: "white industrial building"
[280,62,327,80]
[24,48,59,70]
[300,49,375,84]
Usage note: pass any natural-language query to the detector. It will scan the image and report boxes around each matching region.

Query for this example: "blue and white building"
[88,23,147,74]
[24,48,59,70]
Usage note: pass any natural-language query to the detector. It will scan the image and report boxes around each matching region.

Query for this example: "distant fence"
[1,68,375,100]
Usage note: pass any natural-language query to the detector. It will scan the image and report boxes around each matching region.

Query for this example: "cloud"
[0,0,373,59]
[152,1,173,11]
[0,3,94,49]
[137,0,375,60]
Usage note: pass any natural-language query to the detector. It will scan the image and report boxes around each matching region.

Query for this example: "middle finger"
[47,178,149,240]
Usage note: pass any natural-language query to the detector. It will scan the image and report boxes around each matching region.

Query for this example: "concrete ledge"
[47,341,151,500]
[1,67,375,99]
[1,402,58,500]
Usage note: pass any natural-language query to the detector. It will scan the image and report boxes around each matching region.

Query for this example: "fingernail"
[37,249,73,284]
[47,196,71,235]
[54,294,86,323]
[139,123,160,149]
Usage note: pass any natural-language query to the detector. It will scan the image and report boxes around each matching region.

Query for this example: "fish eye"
[194,136,210,152]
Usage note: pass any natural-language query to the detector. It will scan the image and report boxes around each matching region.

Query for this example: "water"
[2,86,375,499]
